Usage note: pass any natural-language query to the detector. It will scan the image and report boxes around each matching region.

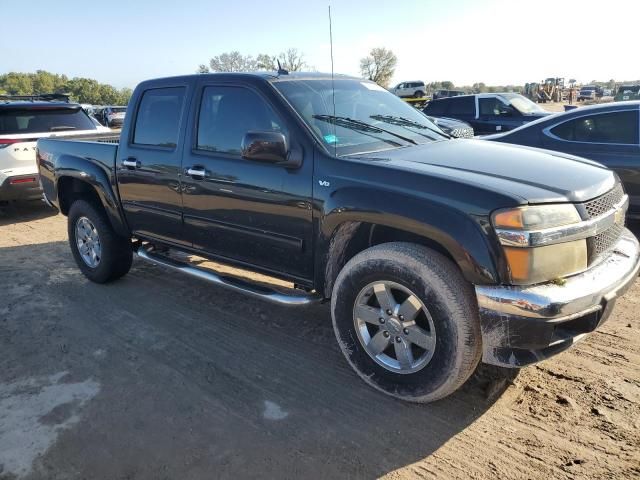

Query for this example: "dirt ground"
[1,202,639,480]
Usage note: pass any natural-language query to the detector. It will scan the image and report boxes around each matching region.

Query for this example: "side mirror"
[241,131,301,168]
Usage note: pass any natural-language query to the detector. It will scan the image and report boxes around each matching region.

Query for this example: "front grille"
[583,183,624,218]
[588,222,624,263]
[582,183,626,264]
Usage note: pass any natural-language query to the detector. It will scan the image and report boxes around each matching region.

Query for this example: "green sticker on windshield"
[324,134,338,144]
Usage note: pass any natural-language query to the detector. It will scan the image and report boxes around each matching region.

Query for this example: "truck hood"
[351,139,616,204]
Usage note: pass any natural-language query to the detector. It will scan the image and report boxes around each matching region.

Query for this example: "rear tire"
[331,242,482,403]
[414,90,424,98]
[67,199,132,283]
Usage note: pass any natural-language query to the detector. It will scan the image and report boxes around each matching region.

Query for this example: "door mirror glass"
[241,131,292,165]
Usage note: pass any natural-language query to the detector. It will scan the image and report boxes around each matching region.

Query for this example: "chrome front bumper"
[475,228,640,367]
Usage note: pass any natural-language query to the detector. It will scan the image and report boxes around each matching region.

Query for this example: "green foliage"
[360,47,397,88]
[0,70,132,105]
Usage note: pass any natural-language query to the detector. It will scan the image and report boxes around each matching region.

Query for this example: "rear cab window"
[0,106,96,134]
[133,87,186,148]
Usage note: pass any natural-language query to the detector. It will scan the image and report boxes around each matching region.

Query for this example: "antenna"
[277,59,288,76]
[328,5,337,156]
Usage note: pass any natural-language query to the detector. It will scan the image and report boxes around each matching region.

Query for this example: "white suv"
[0,95,109,202]
[390,81,426,98]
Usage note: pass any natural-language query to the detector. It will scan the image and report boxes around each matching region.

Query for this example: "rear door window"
[424,100,448,116]
[0,107,96,134]
[447,96,475,116]
[550,111,639,144]
[133,87,185,148]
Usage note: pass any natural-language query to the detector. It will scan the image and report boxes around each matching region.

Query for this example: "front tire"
[68,199,132,283]
[331,242,482,403]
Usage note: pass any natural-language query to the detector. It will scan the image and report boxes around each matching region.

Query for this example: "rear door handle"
[122,158,140,169]
[187,166,206,179]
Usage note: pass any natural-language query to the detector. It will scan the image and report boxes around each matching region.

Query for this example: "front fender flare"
[316,187,502,295]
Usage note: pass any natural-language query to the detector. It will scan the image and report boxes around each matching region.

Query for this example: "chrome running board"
[136,246,321,306]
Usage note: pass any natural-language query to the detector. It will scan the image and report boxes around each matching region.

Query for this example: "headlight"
[493,204,581,230]
[493,205,587,285]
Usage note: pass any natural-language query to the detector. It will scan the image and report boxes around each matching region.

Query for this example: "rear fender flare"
[55,155,129,237]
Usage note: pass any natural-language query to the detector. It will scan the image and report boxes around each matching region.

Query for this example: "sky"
[1,0,638,90]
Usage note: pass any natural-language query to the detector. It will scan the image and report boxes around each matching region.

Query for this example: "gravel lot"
[1,202,639,479]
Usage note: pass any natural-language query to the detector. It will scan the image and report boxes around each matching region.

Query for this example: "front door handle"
[187,166,206,179]
[122,158,140,169]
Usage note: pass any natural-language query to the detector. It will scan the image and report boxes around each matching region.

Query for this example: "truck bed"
[37,133,121,208]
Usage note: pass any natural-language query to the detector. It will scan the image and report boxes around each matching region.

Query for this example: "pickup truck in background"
[37,72,640,402]
[578,86,598,101]
[423,93,550,135]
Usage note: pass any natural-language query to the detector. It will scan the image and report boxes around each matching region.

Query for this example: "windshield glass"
[273,78,445,156]
[503,94,546,115]
[0,107,97,134]
[111,107,127,113]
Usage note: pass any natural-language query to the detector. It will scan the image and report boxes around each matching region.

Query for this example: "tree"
[256,53,277,71]
[196,64,210,74]
[208,51,258,72]
[607,78,616,90]
[359,47,397,87]
[278,48,307,71]
[472,82,487,93]
[0,71,132,105]
[1,72,33,95]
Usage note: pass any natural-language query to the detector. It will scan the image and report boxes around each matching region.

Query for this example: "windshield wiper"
[370,114,450,139]
[49,126,77,131]
[312,115,418,146]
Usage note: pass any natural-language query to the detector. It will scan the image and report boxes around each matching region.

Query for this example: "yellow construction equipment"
[524,78,565,103]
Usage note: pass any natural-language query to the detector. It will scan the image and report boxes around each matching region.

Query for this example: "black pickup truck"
[37,72,640,403]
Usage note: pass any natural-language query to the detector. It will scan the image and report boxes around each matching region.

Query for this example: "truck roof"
[137,71,363,86]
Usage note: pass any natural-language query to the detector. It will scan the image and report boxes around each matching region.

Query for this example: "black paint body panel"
[37,73,618,295]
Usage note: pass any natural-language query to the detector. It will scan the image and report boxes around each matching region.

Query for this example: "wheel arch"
[55,158,129,237]
[318,214,500,299]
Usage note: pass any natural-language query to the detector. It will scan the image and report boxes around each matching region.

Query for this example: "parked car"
[38,72,639,403]
[390,81,426,98]
[578,86,597,101]
[423,93,550,135]
[0,94,109,202]
[615,85,640,102]
[101,106,127,127]
[484,101,640,218]
[426,116,474,138]
[432,89,465,100]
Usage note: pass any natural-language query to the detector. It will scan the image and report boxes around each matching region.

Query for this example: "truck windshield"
[273,78,445,156]
[502,94,546,115]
